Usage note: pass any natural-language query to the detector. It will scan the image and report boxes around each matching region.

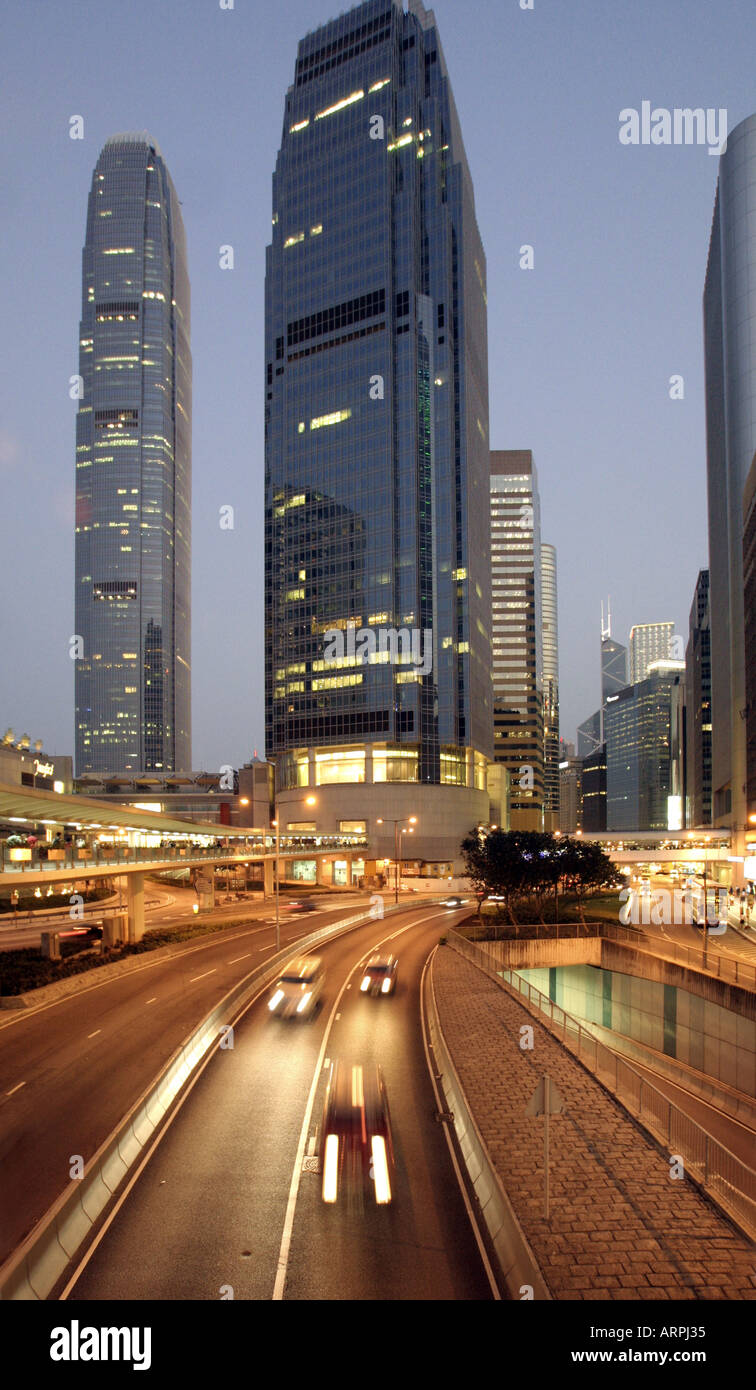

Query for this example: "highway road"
[61,905,495,1301]
[0,894,406,1263]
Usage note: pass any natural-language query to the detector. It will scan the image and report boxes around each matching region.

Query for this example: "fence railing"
[463,915,756,990]
[0,835,369,874]
[448,931,756,1240]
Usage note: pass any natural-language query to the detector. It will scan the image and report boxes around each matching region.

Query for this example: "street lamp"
[376,816,417,904]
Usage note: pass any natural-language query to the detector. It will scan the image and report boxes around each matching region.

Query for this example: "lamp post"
[376,816,417,904]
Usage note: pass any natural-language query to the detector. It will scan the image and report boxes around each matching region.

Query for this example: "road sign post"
[526,1073,565,1220]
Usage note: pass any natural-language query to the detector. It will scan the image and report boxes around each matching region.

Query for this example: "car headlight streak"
[371,1136,391,1204]
[322,1134,339,1203]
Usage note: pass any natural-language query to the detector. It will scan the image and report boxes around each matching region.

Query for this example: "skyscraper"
[541,542,560,829]
[264,0,492,868]
[601,636,627,703]
[704,113,756,867]
[490,449,544,830]
[629,622,675,684]
[685,569,712,827]
[75,134,191,775]
[605,668,684,832]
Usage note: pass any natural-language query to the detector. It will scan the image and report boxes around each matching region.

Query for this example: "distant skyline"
[1,0,754,768]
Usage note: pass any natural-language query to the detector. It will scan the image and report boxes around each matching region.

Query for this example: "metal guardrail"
[448,931,756,1241]
[423,952,551,1300]
[0,900,403,1300]
[599,918,756,990]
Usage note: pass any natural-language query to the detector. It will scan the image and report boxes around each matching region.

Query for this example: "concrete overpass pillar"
[263,858,274,898]
[194,866,215,912]
[316,857,331,887]
[127,872,145,943]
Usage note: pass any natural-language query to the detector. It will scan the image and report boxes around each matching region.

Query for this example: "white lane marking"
[189,969,217,983]
[258,945,275,952]
[60,967,282,1300]
[87,1030,101,1039]
[0,918,286,1030]
[5,1081,26,1097]
[272,969,359,1300]
[145,997,157,1004]
[335,1012,341,1020]
[272,905,450,1301]
[419,949,501,1301]
[228,953,252,964]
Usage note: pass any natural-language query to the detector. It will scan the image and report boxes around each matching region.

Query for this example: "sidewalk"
[432,945,756,1300]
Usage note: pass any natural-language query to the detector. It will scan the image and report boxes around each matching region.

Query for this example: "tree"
[560,838,621,925]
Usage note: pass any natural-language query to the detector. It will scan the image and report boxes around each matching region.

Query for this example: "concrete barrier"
[0,902,403,1300]
[423,948,551,1301]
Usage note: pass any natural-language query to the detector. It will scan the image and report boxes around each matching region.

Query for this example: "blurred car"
[319,1061,395,1205]
[268,955,325,1019]
[440,895,467,908]
[286,899,317,912]
[58,923,103,956]
[359,952,398,996]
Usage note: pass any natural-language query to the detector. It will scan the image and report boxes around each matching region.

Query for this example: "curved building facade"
[704,113,756,863]
[75,134,191,774]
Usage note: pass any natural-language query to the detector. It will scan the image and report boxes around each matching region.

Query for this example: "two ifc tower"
[74,2,500,865]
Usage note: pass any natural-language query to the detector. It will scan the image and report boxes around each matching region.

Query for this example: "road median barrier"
[423,947,551,1301]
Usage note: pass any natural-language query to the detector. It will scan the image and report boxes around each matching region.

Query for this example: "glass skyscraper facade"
[704,113,756,861]
[265,0,492,822]
[601,636,627,703]
[75,134,191,775]
[541,542,559,825]
[490,449,544,829]
[605,670,682,832]
[629,622,674,685]
[685,569,711,827]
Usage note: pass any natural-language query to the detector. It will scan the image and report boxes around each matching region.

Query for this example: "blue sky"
[0,0,753,768]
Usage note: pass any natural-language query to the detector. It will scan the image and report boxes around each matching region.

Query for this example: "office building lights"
[310,408,352,430]
[314,89,364,121]
[387,133,414,152]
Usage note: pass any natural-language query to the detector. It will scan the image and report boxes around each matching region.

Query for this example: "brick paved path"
[432,946,756,1300]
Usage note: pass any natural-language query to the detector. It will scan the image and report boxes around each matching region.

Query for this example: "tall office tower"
[629,622,675,684]
[581,743,607,831]
[558,752,582,832]
[605,667,684,832]
[744,467,756,823]
[685,570,712,827]
[490,450,544,830]
[577,709,601,758]
[541,543,560,829]
[704,113,756,869]
[264,0,492,870]
[601,637,627,703]
[75,134,191,775]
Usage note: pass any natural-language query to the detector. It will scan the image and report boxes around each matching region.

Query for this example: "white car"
[268,956,325,1019]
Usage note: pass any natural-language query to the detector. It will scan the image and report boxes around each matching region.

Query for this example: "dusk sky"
[1,0,753,771]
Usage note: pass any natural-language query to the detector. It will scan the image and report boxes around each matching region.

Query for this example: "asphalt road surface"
[64,906,494,1301]
[0,896,402,1263]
